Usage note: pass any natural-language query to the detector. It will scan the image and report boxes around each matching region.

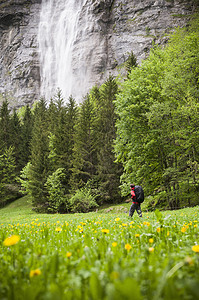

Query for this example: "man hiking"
[129,184,144,218]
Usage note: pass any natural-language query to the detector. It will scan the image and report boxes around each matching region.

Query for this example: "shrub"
[45,168,70,213]
[69,187,99,213]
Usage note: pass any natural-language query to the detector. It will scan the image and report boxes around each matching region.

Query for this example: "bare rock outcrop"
[0,0,197,107]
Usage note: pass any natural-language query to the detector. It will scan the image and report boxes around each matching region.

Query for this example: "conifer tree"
[47,98,58,134]
[71,94,97,191]
[28,98,49,210]
[0,100,11,152]
[125,51,138,78]
[96,76,122,202]
[64,95,78,190]
[47,92,78,193]
[20,105,33,168]
[10,109,23,173]
[0,102,19,205]
[0,146,16,206]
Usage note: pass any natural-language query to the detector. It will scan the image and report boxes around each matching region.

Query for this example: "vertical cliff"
[0,0,198,107]
[0,0,41,108]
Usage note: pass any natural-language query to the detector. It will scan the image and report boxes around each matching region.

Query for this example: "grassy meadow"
[0,197,199,300]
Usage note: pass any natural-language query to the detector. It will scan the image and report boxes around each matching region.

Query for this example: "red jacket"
[131,188,136,200]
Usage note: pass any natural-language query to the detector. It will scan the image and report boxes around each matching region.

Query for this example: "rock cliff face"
[0,0,198,107]
[0,0,41,108]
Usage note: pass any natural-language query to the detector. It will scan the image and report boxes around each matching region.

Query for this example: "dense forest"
[0,16,199,213]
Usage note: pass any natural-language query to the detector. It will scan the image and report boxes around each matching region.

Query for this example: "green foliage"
[10,109,23,172]
[0,147,16,206]
[0,147,16,184]
[48,93,78,192]
[19,162,33,196]
[95,76,123,203]
[0,100,12,151]
[28,99,50,211]
[69,187,99,213]
[71,93,98,190]
[20,105,33,167]
[45,168,70,213]
[125,51,138,78]
[114,15,199,208]
[154,209,164,225]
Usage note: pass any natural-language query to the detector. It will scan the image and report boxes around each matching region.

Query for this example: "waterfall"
[38,0,93,103]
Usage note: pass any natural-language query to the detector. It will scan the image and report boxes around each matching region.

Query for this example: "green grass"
[0,195,150,224]
[0,195,36,223]
[0,197,199,299]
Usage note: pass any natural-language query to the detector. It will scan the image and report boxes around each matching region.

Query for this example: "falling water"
[38,0,93,103]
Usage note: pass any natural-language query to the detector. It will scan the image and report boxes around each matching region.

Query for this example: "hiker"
[129,184,144,218]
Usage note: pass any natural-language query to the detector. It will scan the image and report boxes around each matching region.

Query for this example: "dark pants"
[129,202,142,217]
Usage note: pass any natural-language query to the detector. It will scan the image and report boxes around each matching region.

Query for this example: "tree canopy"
[114,16,199,209]
[0,16,199,211]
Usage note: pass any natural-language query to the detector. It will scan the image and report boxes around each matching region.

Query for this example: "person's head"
[130,184,135,189]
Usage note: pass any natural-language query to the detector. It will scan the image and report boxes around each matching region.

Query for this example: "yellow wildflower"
[135,234,140,238]
[125,243,132,251]
[3,235,20,246]
[30,269,41,278]
[181,227,186,233]
[66,252,72,258]
[157,227,161,233]
[112,242,117,247]
[149,238,154,244]
[115,218,120,222]
[55,227,62,232]
[102,229,109,234]
[143,221,150,226]
[192,245,199,253]
[148,247,154,252]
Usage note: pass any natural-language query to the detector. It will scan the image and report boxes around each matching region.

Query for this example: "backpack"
[134,185,144,203]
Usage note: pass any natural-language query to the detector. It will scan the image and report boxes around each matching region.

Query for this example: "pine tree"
[10,109,23,173]
[64,95,78,190]
[0,100,12,152]
[0,146,16,206]
[95,76,122,203]
[20,105,33,168]
[71,94,98,191]
[28,98,50,211]
[47,92,78,194]
[125,51,138,78]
